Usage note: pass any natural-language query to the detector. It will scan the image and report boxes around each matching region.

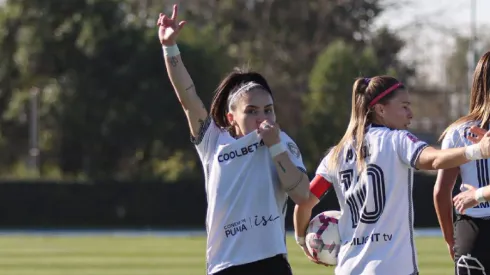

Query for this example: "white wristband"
[295,235,306,246]
[475,187,486,203]
[163,44,180,57]
[269,142,287,158]
[464,144,483,161]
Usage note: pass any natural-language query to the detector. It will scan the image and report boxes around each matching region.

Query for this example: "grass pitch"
[0,234,453,275]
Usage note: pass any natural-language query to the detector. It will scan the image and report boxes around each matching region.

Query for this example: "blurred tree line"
[0,0,419,181]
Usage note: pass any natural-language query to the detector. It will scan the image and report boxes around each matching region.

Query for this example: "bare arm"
[165,54,208,137]
[273,152,310,204]
[416,146,470,170]
[294,194,320,239]
[434,167,458,246]
[416,125,490,170]
[158,5,207,138]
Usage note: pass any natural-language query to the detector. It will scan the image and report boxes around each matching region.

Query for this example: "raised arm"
[158,4,207,137]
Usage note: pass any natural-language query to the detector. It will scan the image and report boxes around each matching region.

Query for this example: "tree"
[181,0,413,135]
[300,40,385,168]
[443,34,490,120]
[0,0,232,180]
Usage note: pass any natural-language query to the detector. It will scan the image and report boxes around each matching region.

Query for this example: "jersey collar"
[369,123,393,130]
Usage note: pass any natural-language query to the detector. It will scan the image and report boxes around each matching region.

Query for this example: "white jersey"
[442,120,490,217]
[192,117,306,275]
[316,124,427,275]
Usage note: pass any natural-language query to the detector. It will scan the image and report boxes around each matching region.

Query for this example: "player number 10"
[339,164,386,228]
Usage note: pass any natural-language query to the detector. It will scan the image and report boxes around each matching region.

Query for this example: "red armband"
[310,175,332,199]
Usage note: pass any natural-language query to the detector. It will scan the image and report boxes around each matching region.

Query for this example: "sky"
[374,0,490,84]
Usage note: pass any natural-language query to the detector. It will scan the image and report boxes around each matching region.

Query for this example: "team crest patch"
[406,133,419,143]
[287,142,301,158]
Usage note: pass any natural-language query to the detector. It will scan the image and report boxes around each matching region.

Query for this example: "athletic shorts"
[454,214,490,275]
[211,254,293,275]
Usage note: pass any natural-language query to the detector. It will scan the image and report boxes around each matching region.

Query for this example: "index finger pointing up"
[171,4,178,21]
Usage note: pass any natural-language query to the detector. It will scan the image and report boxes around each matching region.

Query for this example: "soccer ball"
[305,210,341,266]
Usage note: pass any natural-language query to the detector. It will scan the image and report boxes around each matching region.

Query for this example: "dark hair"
[440,51,490,141]
[210,68,273,135]
[328,75,404,172]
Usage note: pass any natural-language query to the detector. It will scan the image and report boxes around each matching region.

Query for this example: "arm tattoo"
[170,57,179,67]
[278,161,286,173]
[285,172,304,192]
[185,84,195,92]
[191,116,211,145]
[198,118,205,128]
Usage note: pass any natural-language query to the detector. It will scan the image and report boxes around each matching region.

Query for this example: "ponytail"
[210,68,272,135]
[328,78,371,172]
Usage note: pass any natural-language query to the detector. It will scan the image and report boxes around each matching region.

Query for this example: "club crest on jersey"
[287,142,301,158]
[406,133,419,143]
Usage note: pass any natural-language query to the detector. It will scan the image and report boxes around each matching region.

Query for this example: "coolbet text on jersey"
[192,117,306,275]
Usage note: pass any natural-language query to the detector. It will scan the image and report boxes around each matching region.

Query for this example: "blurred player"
[157,5,310,275]
[434,51,490,275]
[293,75,490,275]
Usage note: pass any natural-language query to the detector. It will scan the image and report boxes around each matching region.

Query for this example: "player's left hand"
[453,184,479,213]
[257,120,281,147]
[299,244,330,267]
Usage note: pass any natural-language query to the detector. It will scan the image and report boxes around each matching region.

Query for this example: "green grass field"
[0,235,453,275]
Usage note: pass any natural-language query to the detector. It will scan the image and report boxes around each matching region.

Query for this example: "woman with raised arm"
[293,75,490,275]
[434,51,490,275]
[157,5,310,275]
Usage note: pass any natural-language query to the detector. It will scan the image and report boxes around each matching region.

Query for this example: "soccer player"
[158,5,310,275]
[293,75,490,275]
[434,51,490,275]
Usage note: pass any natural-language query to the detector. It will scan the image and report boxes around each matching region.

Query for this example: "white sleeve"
[281,133,307,173]
[392,130,429,169]
[190,116,221,163]
[315,150,335,183]
[441,127,466,150]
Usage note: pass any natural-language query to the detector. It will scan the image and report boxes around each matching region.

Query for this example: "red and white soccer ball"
[305,210,341,266]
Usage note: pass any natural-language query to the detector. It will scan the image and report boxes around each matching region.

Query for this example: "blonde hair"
[440,51,490,141]
[328,76,404,172]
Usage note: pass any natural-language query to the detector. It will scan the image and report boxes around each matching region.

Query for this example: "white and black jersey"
[192,117,306,275]
[442,121,490,217]
[316,124,427,275]
[442,120,490,275]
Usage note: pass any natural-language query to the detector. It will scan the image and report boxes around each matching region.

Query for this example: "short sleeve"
[441,126,467,150]
[315,150,335,183]
[280,133,307,173]
[190,116,222,162]
[392,130,429,169]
